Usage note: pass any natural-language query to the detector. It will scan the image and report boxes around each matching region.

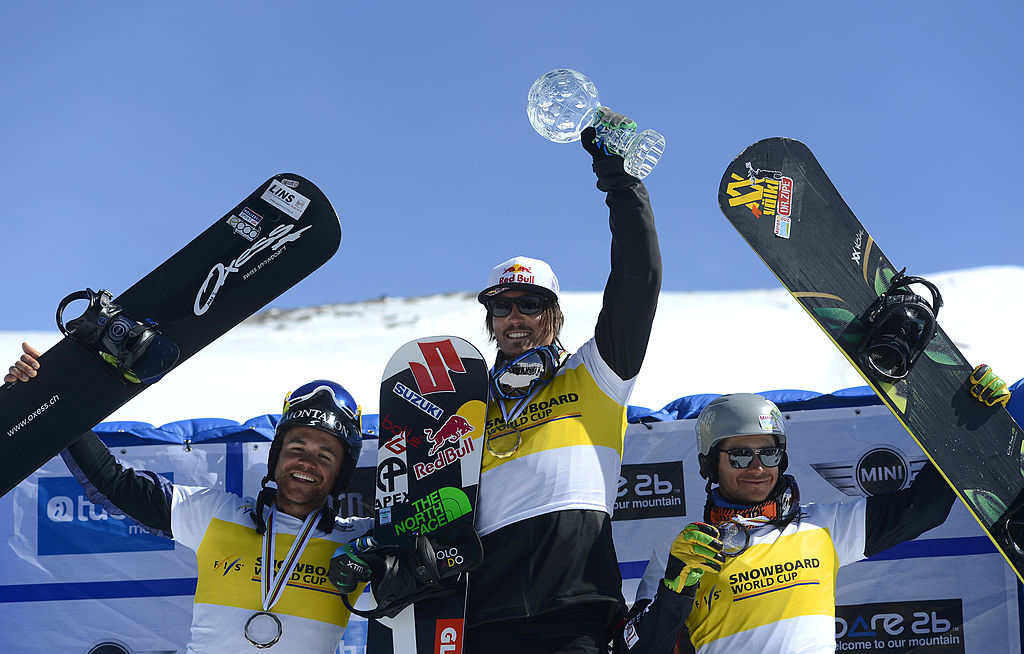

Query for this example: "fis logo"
[213,555,245,576]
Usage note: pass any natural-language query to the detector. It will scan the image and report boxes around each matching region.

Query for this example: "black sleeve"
[613,584,696,654]
[590,156,663,381]
[864,461,956,558]
[61,430,174,538]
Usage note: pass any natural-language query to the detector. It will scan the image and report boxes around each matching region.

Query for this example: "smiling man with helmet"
[465,110,662,654]
[611,392,972,654]
[6,345,372,653]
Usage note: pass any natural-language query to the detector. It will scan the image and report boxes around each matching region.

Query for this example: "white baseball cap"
[477,256,560,303]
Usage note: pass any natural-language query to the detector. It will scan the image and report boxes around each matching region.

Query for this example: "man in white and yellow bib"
[615,393,959,654]
[5,350,371,654]
[464,109,662,654]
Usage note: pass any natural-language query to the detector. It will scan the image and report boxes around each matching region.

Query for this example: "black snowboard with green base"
[718,137,1024,582]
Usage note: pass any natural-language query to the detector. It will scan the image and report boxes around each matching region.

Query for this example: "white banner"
[0,404,1018,653]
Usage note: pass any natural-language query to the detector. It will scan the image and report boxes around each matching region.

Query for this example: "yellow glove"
[663,522,725,592]
[969,364,1011,408]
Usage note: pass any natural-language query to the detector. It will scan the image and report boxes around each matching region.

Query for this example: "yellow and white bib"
[476,338,635,536]
[637,499,867,654]
[170,485,373,654]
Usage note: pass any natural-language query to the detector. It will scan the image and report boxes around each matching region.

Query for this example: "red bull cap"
[478,256,560,303]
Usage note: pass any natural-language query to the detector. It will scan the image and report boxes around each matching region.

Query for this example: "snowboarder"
[611,390,1009,654]
[463,107,662,653]
[7,344,371,653]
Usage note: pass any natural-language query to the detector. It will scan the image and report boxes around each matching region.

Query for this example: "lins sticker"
[261,179,310,220]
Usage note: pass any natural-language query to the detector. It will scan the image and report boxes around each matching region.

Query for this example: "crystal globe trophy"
[526,69,666,179]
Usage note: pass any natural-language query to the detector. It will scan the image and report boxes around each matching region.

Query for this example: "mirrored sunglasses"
[485,294,547,317]
[720,446,785,469]
[490,344,561,401]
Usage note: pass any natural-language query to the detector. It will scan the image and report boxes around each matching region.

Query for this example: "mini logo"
[811,446,926,496]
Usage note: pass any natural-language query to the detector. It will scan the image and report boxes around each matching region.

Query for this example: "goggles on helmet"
[484,294,547,318]
[720,446,785,469]
[280,381,361,445]
[489,344,563,401]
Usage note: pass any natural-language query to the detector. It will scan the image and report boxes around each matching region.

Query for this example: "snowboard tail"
[718,137,1024,582]
[0,174,341,498]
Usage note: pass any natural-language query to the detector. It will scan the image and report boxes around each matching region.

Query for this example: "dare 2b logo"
[37,476,173,555]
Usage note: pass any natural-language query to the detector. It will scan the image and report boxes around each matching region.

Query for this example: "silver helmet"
[695,393,786,480]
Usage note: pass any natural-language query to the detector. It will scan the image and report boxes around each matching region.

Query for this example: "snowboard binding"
[341,522,484,620]
[855,269,943,383]
[996,490,1024,559]
[56,288,179,384]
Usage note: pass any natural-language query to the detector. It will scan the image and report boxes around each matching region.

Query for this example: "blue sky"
[2,2,1020,331]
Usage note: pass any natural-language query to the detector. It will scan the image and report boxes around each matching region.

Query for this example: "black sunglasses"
[720,447,785,469]
[485,294,547,317]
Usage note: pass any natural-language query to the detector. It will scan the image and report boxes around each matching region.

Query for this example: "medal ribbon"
[260,505,322,611]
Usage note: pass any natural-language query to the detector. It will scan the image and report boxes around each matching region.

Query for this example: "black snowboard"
[368,336,488,654]
[718,137,1024,582]
[0,174,341,497]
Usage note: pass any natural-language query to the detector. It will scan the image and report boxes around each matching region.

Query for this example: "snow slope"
[2,266,1021,426]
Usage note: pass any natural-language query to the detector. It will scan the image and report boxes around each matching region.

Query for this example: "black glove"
[329,536,376,594]
[580,107,641,188]
[580,107,636,160]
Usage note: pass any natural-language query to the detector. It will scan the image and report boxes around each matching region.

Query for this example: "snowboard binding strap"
[856,269,943,383]
[996,488,1024,559]
[342,522,484,620]
[56,288,165,384]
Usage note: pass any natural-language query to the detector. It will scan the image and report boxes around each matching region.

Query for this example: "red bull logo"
[498,263,536,285]
[425,414,475,456]
[415,415,476,480]
[503,263,533,274]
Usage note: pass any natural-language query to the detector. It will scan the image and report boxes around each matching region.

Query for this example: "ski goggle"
[489,344,562,401]
[484,294,547,317]
[720,446,785,469]
[280,381,362,446]
[284,381,359,420]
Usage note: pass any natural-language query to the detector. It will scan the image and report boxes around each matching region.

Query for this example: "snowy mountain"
[2,266,1021,427]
